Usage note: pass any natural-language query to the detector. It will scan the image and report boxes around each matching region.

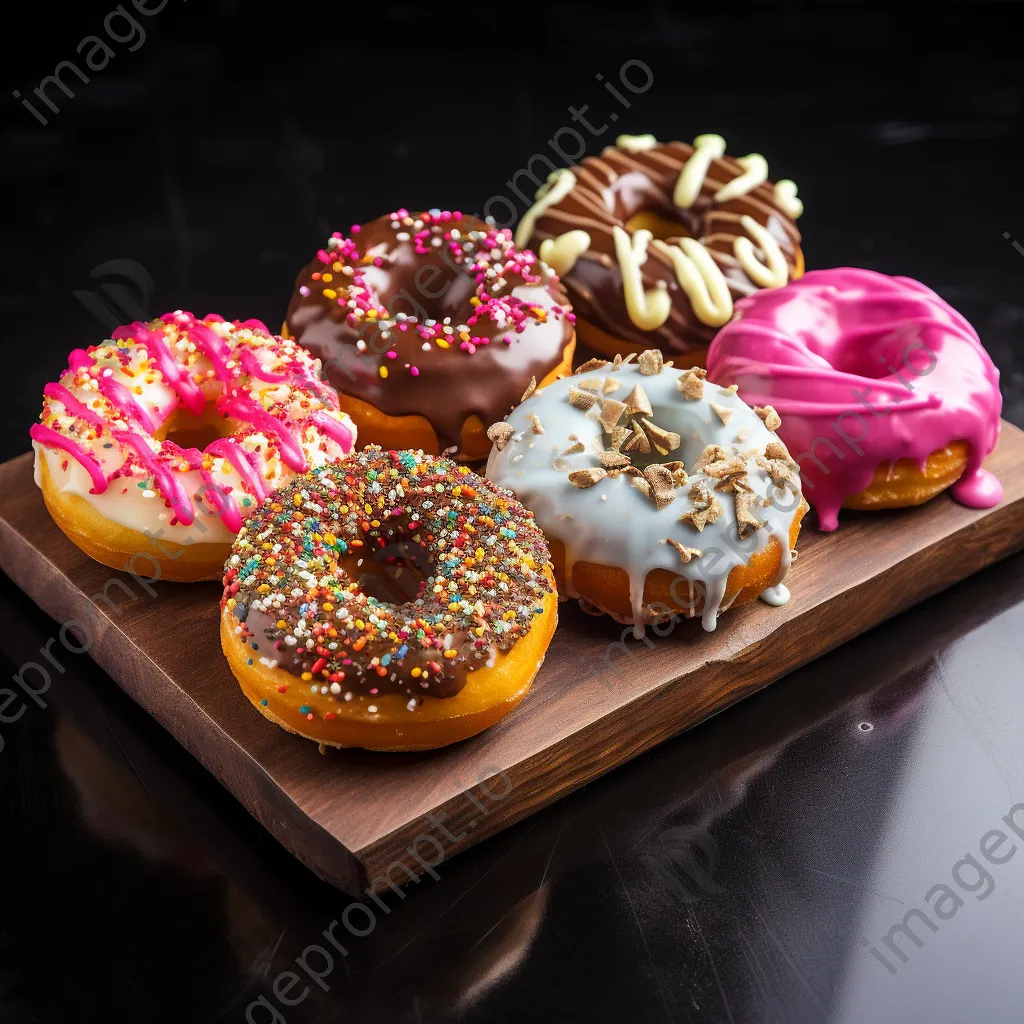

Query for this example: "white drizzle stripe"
[486,363,803,636]
[515,169,577,249]
[714,153,769,204]
[733,216,789,289]
[774,180,804,219]
[613,227,672,331]
[673,134,726,209]
[651,239,734,327]
[615,133,658,152]
[539,230,592,277]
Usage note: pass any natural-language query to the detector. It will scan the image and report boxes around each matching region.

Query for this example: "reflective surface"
[2,4,1024,1022]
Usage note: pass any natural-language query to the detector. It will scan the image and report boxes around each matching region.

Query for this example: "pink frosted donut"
[32,311,357,579]
[706,268,1003,530]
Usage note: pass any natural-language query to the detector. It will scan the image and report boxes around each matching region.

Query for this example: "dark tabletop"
[2,3,1023,1022]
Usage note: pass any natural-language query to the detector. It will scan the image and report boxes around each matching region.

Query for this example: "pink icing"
[706,268,1003,531]
[30,423,108,494]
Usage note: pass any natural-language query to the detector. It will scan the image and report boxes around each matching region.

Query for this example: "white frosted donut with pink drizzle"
[706,268,1003,531]
[32,311,356,553]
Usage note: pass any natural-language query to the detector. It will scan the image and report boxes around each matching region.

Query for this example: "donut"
[706,268,1004,531]
[485,349,807,635]
[31,311,357,581]
[220,447,558,752]
[284,209,576,462]
[514,133,804,364]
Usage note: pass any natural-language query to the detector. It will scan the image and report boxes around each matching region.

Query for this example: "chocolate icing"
[284,211,575,455]
[521,141,802,356]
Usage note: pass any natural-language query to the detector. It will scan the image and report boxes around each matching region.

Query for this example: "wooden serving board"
[1,426,1023,895]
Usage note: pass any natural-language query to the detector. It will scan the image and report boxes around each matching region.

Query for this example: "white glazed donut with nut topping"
[485,350,808,636]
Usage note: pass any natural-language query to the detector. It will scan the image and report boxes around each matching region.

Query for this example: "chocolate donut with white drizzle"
[515,134,804,361]
[485,350,808,635]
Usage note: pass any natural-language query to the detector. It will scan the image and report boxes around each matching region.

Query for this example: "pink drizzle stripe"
[206,438,269,503]
[218,397,307,472]
[97,375,159,433]
[31,424,108,493]
[239,347,291,384]
[43,383,106,429]
[117,322,206,416]
[187,322,233,382]
[310,411,355,453]
[112,430,196,525]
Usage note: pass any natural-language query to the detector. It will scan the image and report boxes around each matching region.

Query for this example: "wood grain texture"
[2,426,1023,895]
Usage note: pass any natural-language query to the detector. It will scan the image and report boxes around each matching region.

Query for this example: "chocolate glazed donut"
[284,210,576,461]
[515,134,804,362]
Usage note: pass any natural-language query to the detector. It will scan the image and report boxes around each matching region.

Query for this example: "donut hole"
[623,209,695,242]
[156,404,229,451]
[341,539,430,606]
[360,252,477,325]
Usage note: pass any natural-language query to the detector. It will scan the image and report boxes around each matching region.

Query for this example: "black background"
[2,3,1024,1022]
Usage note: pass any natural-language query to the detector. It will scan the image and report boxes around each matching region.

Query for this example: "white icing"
[714,153,768,204]
[613,227,672,331]
[652,238,734,327]
[539,230,591,277]
[673,134,726,209]
[616,133,658,152]
[759,583,791,607]
[774,179,804,219]
[733,215,788,289]
[514,168,577,249]
[486,363,804,634]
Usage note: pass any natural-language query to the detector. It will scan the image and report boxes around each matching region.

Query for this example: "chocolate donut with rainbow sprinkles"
[220,447,558,752]
[515,133,804,364]
[31,311,356,581]
[486,349,808,636]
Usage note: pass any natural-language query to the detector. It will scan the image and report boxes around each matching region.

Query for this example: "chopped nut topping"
[552,456,571,472]
[765,439,791,461]
[568,467,608,488]
[486,422,515,451]
[662,461,689,487]
[599,398,628,431]
[678,371,704,400]
[528,413,545,434]
[735,427,750,443]
[639,417,681,454]
[577,378,603,393]
[643,464,677,509]
[764,459,797,488]
[710,402,734,425]
[608,425,631,451]
[704,454,748,480]
[575,358,610,374]
[568,385,597,410]
[602,377,620,394]
[521,376,538,402]
[667,538,704,563]
[679,482,723,531]
[622,427,651,453]
[562,441,586,455]
[612,351,637,366]
[735,492,764,537]
[599,450,631,468]
[691,444,729,473]
[631,476,652,499]
[624,384,653,418]
[718,384,739,395]
[638,349,664,375]
[754,405,783,431]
